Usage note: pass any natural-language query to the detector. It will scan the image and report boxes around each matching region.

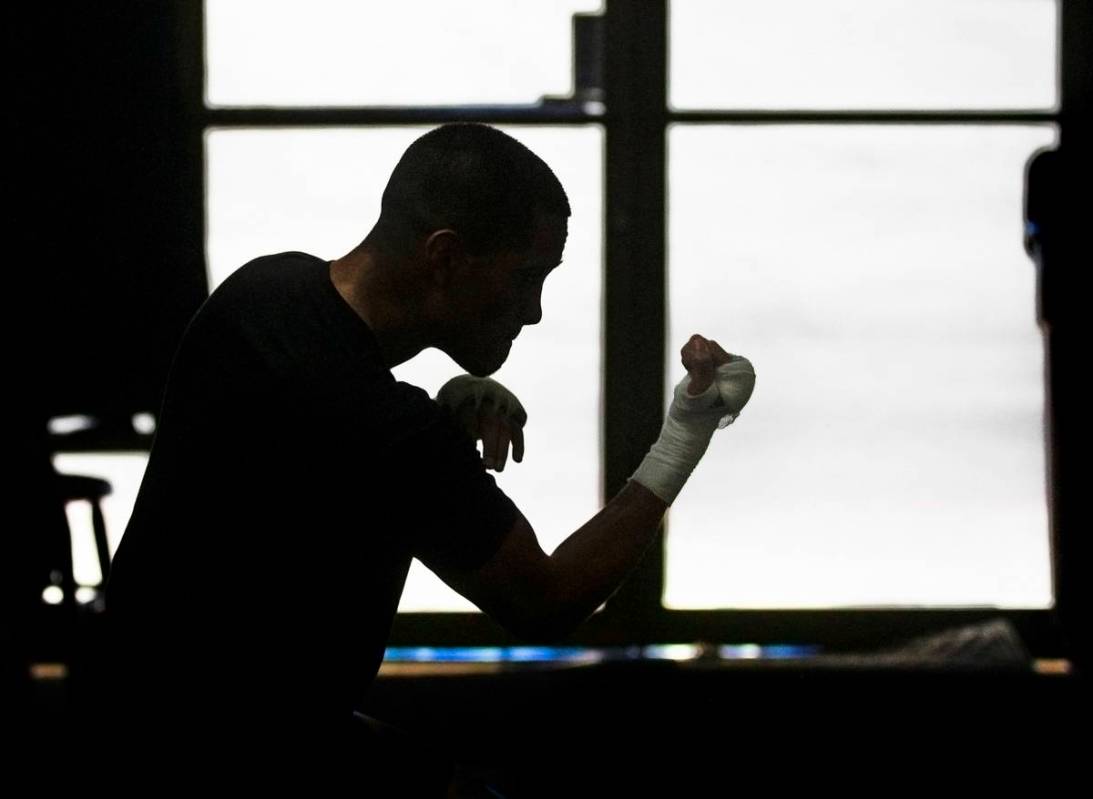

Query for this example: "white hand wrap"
[631,356,756,505]
[435,374,527,427]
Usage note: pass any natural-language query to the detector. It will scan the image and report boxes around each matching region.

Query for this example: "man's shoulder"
[240,250,326,274]
[193,251,331,333]
[215,251,327,301]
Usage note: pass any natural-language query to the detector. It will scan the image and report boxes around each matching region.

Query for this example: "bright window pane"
[207,126,603,611]
[671,0,1058,110]
[206,0,602,107]
[666,124,1056,609]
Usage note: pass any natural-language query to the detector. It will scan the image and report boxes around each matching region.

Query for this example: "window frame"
[171,0,1074,656]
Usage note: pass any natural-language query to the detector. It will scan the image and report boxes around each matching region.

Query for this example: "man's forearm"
[543,480,668,636]
[455,336,753,641]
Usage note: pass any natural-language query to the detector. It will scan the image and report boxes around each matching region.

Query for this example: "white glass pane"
[671,0,1058,110]
[666,124,1056,609]
[52,453,150,584]
[206,0,602,107]
[207,126,604,611]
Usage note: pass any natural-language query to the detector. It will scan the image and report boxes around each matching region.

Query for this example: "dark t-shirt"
[106,251,516,750]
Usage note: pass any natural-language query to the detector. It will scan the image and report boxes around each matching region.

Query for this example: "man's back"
[105,252,515,754]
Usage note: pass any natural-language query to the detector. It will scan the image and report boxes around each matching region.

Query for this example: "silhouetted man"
[105,123,754,792]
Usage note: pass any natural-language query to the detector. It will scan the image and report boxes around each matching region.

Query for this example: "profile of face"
[441,213,568,376]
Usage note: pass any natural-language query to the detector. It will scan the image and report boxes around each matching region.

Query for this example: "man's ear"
[423,229,463,286]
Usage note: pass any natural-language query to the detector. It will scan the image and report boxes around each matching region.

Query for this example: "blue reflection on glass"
[384,643,822,663]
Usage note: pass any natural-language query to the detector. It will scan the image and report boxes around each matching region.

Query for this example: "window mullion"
[601,0,669,637]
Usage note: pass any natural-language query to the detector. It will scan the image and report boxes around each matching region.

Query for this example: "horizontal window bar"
[203,104,604,127]
[670,110,1058,124]
[201,108,1057,128]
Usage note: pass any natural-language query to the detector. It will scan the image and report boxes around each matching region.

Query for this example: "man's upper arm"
[422,511,556,640]
[388,389,556,637]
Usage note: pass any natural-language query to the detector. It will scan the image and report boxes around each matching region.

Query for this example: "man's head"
[369,124,570,375]
[374,123,570,257]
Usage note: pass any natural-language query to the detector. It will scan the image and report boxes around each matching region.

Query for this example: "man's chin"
[450,343,510,377]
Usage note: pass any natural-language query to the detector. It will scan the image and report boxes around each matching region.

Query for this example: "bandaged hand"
[435,375,528,472]
[630,335,756,504]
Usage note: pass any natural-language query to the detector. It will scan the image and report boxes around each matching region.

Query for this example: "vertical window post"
[602,0,669,637]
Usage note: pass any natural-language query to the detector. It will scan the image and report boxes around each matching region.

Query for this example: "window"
[663,1,1059,613]
[62,1,1069,651]
[205,0,602,106]
[203,2,604,613]
[670,0,1057,110]
[667,125,1054,608]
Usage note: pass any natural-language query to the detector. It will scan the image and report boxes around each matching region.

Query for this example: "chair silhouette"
[54,472,114,597]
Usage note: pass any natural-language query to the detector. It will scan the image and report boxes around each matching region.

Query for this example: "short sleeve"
[381,388,519,574]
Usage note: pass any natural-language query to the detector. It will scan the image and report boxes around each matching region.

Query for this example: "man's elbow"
[505,584,589,643]
[509,615,579,644]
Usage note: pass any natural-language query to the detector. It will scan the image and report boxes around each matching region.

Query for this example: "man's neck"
[329,249,432,369]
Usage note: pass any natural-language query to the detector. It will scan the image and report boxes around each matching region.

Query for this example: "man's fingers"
[707,339,735,367]
[455,400,480,441]
[491,418,510,472]
[453,392,525,471]
[494,422,511,471]
[681,334,715,396]
[681,335,739,392]
[478,409,511,471]
[512,423,525,464]
[478,406,497,469]
[437,376,528,470]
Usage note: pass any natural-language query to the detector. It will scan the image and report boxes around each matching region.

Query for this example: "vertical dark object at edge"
[602,1,668,636]
[1048,0,1092,674]
[175,0,210,303]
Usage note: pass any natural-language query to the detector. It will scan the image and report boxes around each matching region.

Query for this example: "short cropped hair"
[376,123,570,256]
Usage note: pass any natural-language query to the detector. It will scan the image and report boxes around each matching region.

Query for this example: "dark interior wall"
[11,7,206,680]
[1050,0,1092,675]
[13,4,205,422]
